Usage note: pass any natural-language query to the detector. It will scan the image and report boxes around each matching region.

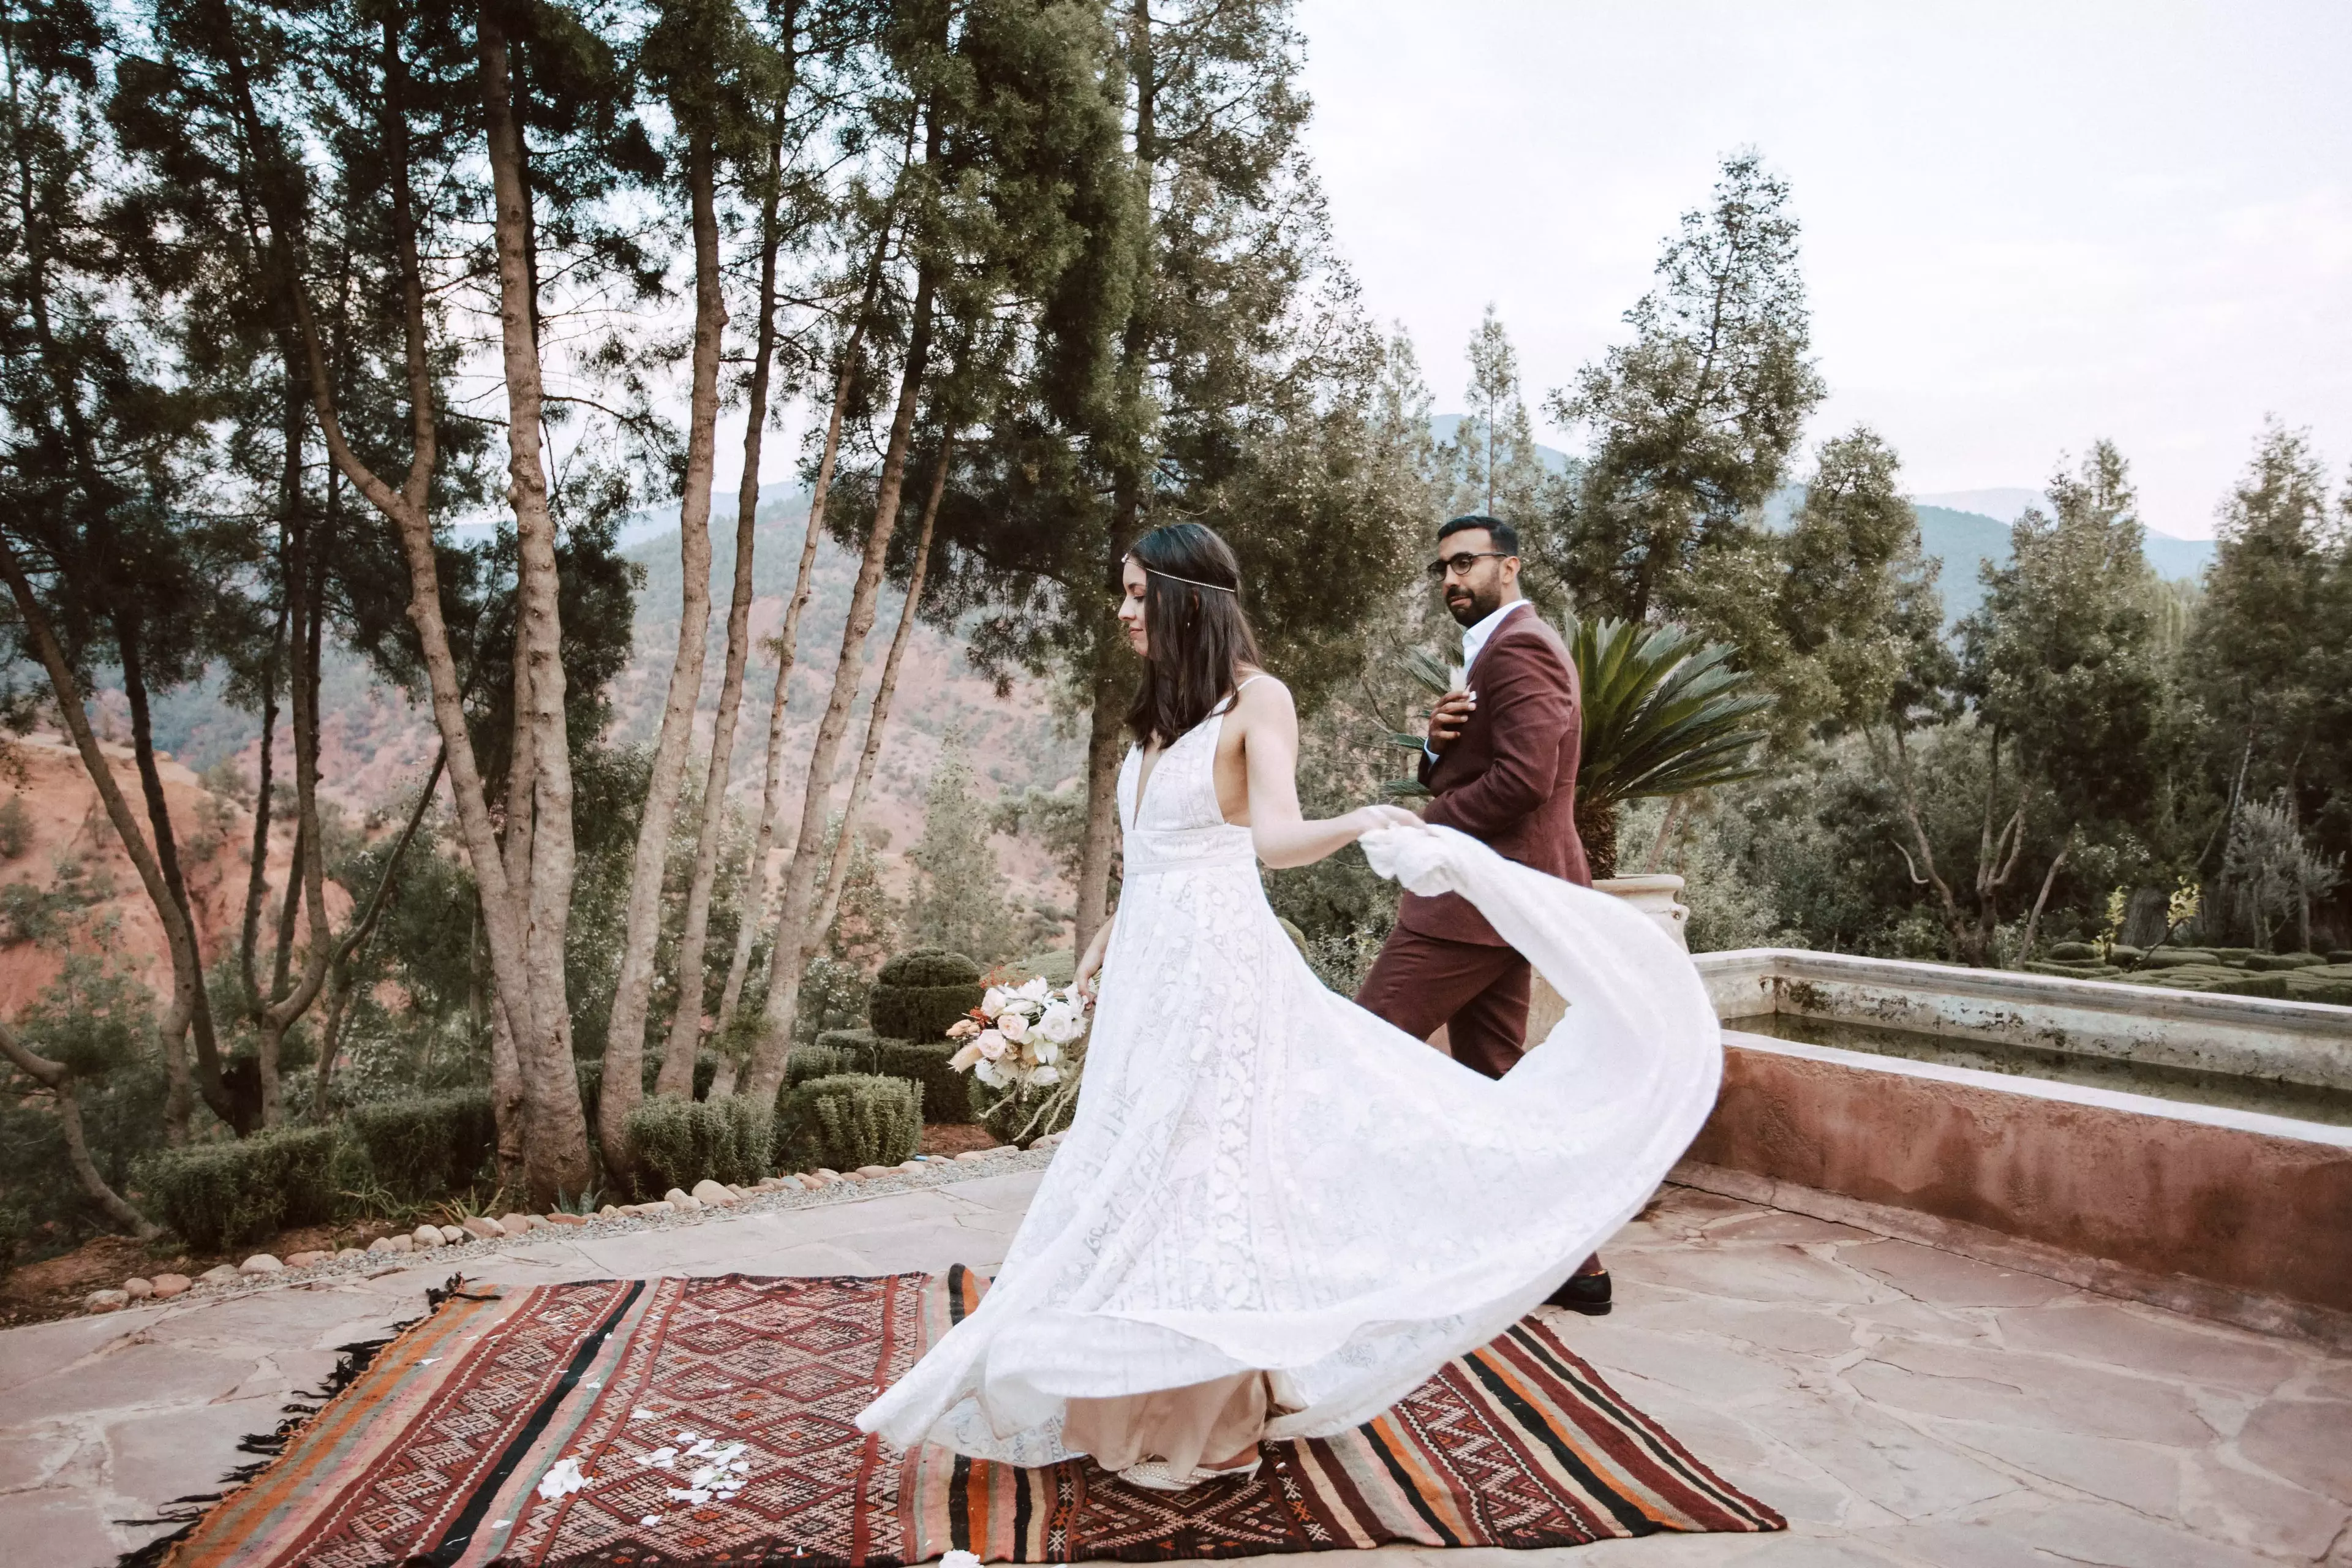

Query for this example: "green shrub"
[2025,960,2114,979]
[870,949,984,1041]
[2045,941,2101,962]
[2136,949,2218,970]
[813,1028,883,1072]
[2244,952,2324,971]
[345,1090,496,1204]
[2215,973,2291,1000]
[878,1038,976,1123]
[2328,951,2352,966]
[625,1093,774,1195]
[141,1125,344,1253]
[2283,972,2352,1006]
[2106,944,2143,965]
[789,1074,921,1170]
[785,1038,867,1091]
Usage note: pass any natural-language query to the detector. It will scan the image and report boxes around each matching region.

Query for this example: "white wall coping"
[1721,1027,2352,1150]
[1695,948,2352,1040]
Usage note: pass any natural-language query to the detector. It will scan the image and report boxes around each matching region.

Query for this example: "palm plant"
[1388,615,1774,878]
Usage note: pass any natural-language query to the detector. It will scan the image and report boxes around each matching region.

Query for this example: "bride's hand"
[1350,804,1424,837]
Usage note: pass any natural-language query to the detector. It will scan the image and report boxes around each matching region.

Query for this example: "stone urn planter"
[1520,873,1694,1044]
[1594,873,1691,951]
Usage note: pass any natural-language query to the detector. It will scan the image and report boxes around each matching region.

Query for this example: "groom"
[1355,514,1611,1314]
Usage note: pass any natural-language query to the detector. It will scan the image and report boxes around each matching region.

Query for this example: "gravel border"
[93,1145,1057,1314]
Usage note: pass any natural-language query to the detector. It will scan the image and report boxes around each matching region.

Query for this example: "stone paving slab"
[2,1170,2346,1566]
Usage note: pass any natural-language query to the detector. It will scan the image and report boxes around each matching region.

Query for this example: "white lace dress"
[856,696,1721,1463]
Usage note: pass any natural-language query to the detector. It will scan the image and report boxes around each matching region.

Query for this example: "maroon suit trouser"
[1354,925,1532,1080]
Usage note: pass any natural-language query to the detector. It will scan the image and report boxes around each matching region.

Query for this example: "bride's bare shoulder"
[1232,667,1295,718]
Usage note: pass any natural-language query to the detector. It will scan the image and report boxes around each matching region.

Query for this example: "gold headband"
[1128,556,1237,594]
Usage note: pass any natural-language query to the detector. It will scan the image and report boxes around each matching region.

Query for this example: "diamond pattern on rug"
[164,1268,1781,1567]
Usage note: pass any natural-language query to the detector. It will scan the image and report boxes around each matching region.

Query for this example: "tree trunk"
[480,12,590,1205]
[812,439,952,941]
[745,258,941,1105]
[712,206,899,1047]
[0,1019,156,1238]
[2015,829,2073,969]
[314,747,443,1116]
[257,508,332,1127]
[1072,627,1128,954]
[0,556,243,1136]
[1075,5,1157,951]
[118,624,247,1131]
[625,133,733,1110]
[217,6,559,1175]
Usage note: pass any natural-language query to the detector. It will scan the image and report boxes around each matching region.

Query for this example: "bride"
[856,521,1720,1490]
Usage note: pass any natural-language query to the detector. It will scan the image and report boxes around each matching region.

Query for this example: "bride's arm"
[1237,677,1420,869]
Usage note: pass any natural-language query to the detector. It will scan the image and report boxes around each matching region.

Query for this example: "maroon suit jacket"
[1400,603,1592,946]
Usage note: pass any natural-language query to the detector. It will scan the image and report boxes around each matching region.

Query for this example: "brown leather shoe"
[1544,1269,1611,1316]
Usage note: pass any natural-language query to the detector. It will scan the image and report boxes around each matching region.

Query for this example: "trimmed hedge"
[141,1125,342,1253]
[812,1028,883,1074]
[346,1090,496,1203]
[878,1038,976,1124]
[625,1093,773,1194]
[790,1074,921,1170]
[870,949,983,1042]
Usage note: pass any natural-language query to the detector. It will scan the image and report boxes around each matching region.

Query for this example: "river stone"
[239,1254,284,1275]
[283,1251,330,1268]
[335,1247,366,1261]
[497,1213,534,1234]
[461,1216,505,1240]
[437,1225,466,1245]
[690,1180,734,1207]
[121,1277,154,1299]
[85,1289,129,1313]
[411,1225,444,1248]
[366,1234,412,1255]
[199,1264,241,1284]
[149,1273,190,1298]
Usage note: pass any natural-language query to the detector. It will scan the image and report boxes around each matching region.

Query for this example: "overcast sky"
[1294,1,2351,538]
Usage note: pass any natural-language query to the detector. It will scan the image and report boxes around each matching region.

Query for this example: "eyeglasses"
[1425,551,1510,580]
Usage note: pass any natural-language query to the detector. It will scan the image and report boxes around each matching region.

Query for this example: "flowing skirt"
[855,823,1721,1464]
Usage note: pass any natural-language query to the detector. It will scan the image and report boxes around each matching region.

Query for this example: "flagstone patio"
[1,1166,2345,1567]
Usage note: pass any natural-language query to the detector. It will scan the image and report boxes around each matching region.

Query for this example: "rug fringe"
[110,1273,488,1568]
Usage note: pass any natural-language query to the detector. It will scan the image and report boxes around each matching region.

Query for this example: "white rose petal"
[1031,1065,1060,1084]
[997,1014,1028,1043]
[982,987,1008,1014]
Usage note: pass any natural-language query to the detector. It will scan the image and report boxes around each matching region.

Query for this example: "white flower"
[1014,976,1051,1001]
[1035,1005,1081,1043]
[981,986,1008,1015]
[1030,1065,1061,1084]
[974,1059,1006,1088]
[997,1012,1028,1043]
[1032,1039,1060,1065]
[976,1029,1008,1060]
[538,1457,589,1501]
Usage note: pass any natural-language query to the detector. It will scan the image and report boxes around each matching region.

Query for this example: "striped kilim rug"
[162,1267,1781,1566]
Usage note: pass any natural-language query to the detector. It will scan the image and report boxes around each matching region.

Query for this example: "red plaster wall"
[1687,1043,2352,1313]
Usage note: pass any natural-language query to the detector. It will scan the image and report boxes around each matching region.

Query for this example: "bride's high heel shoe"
[1117,1453,1263,1492]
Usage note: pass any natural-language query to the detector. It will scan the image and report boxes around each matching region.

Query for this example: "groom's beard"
[1446,582,1507,626]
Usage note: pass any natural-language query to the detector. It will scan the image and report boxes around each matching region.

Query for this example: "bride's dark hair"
[1123,522,1262,749]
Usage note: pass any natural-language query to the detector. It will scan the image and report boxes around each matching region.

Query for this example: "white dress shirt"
[1458,597,1528,676]
[1427,598,1529,761]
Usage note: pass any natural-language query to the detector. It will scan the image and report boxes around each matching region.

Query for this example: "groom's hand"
[1425,689,1476,753]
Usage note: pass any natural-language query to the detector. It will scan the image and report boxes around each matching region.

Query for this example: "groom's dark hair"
[1438,513,1520,556]
[1125,522,1264,750]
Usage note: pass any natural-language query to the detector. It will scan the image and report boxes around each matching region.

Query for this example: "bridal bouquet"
[944,976,1089,1091]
